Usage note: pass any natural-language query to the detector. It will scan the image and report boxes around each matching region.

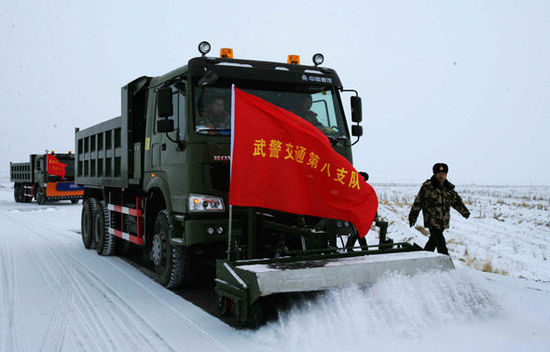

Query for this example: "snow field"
[372,184,550,281]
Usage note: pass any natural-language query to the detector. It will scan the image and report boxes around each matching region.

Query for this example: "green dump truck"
[10,151,84,204]
[76,42,453,326]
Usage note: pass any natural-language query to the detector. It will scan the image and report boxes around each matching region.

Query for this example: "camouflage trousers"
[425,228,449,255]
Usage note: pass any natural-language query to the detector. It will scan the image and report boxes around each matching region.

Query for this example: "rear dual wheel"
[36,188,47,205]
[14,184,24,203]
[94,200,116,256]
[81,198,97,249]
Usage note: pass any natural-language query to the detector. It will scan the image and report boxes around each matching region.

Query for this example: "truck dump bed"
[10,160,33,183]
[75,76,150,188]
[75,116,129,188]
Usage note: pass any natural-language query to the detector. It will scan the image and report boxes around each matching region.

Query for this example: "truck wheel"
[152,210,192,289]
[81,198,97,249]
[36,188,47,205]
[14,184,24,203]
[94,201,116,256]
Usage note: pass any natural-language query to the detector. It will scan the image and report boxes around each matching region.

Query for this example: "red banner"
[229,87,378,237]
[46,154,67,180]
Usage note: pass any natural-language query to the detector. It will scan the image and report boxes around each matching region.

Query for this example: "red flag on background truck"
[46,154,67,180]
[229,86,378,237]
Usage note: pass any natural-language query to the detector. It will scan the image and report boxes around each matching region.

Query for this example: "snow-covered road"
[1,182,550,351]
[0,185,267,352]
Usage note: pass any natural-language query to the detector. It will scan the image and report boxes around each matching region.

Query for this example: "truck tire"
[14,184,24,203]
[81,198,97,249]
[94,200,116,256]
[152,210,192,289]
[36,188,47,205]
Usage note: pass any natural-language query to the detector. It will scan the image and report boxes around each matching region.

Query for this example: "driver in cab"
[296,95,333,135]
[197,96,230,131]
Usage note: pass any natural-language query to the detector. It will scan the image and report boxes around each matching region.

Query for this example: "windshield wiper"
[327,135,346,141]
[326,135,348,146]
[196,128,231,135]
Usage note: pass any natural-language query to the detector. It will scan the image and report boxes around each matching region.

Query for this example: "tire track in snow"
[10,210,182,352]
[4,205,231,351]
[0,211,31,352]
[13,207,231,351]
[11,215,128,351]
[71,262,177,352]
[4,211,112,351]
[37,260,73,352]
[8,213,76,352]
[102,257,233,352]
[6,211,74,350]
[0,231,20,352]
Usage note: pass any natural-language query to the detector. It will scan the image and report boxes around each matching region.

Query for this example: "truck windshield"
[193,86,348,139]
[56,155,76,178]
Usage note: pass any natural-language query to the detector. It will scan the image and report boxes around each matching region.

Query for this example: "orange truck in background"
[10,151,84,204]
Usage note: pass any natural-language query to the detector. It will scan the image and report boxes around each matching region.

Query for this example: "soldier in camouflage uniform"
[408,163,470,255]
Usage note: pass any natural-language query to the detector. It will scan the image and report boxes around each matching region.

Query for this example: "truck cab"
[11,152,83,204]
[144,54,358,247]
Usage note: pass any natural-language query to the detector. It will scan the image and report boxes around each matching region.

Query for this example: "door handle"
[161,143,166,151]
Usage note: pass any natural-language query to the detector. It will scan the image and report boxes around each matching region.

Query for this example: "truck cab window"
[193,85,347,139]
[195,87,231,134]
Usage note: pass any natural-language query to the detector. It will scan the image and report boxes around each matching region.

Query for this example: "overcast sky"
[1,0,549,185]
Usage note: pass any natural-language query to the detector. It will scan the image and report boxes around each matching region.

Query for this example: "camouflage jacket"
[409,176,470,229]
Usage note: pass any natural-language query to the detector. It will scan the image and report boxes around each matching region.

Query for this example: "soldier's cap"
[432,163,448,174]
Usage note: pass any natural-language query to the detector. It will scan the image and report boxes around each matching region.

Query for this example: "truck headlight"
[188,194,225,212]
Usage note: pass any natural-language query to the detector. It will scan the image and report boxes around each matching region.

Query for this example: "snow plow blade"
[236,251,453,296]
[215,248,453,325]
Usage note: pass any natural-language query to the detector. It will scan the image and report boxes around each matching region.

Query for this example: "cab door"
[34,156,45,184]
[150,88,179,170]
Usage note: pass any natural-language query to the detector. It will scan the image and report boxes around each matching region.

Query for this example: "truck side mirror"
[157,119,174,133]
[351,96,362,123]
[359,171,369,181]
[352,125,363,137]
[157,88,173,117]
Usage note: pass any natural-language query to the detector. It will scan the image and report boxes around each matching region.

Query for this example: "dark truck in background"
[10,152,84,204]
[75,43,450,325]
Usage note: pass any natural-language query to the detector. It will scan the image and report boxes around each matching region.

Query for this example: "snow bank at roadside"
[371,184,550,281]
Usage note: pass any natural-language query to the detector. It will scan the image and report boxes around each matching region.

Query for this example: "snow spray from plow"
[248,269,501,352]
